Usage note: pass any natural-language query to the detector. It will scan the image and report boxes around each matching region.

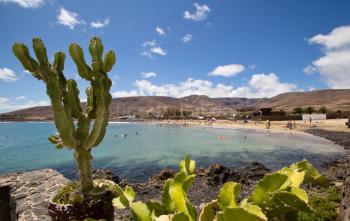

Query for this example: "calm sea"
[0,122,346,181]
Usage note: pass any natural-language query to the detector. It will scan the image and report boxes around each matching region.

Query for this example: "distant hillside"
[257,89,350,111]
[1,89,349,120]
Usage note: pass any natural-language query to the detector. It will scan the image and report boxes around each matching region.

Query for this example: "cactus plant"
[12,37,115,198]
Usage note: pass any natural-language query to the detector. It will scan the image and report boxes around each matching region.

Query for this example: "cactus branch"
[13,36,115,197]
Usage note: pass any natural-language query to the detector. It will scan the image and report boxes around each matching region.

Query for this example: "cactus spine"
[13,37,115,197]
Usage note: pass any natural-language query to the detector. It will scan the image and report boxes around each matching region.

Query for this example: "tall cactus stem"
[74,148,94,197]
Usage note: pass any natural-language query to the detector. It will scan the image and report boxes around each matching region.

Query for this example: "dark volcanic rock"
[242,162,270,180]
[204,163,241,185]
[322,160,347,182]
[305,129,350,149]
[92,169,120,184]
[149,168,176,181]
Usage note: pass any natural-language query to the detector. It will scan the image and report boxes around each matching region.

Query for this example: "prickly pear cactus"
[13,37,115,197]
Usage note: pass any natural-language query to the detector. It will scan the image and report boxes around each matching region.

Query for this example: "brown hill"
[1,89,349,120]
[257,89,350,111]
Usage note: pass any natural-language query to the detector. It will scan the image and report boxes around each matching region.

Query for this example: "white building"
[302,114,327,121]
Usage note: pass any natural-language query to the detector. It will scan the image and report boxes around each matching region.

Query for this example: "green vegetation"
[12,37,115,199]
[110,156,329,221]
[293,107,303,115]
[318,106,328,114]
[299,186,340,221]
[304,106,316,114]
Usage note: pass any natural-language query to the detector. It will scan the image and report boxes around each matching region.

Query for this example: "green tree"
[293,107,303,115]
[318,106,327,114]
[304,107,315,114]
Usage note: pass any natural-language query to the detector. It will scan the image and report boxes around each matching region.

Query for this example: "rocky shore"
[92,159,345,220]
[305,128,350,149]
[0,158,346,221]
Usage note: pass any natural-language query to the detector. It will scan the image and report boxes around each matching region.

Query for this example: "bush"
[298,186,340,221]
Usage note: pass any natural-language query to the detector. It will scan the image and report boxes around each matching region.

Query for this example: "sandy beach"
[146,118,349,133]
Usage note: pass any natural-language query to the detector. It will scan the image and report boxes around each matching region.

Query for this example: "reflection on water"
[0,122,346,181]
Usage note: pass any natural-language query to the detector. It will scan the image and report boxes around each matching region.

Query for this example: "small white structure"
[302,114,327,121]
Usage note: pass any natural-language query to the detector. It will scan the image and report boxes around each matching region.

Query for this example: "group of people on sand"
[286,121,297,130]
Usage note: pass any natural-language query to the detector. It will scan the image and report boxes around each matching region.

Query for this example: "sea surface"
[0,122,346,181]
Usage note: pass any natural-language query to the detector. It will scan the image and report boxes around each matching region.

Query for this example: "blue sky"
[0,0,350,113]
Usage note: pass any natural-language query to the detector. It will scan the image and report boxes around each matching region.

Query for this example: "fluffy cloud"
[0,67,17,81]
[244,73,298,98]
[142,40,157,47]
[209,64,245,77]
[141,72,157,79]
[182,34,192,43]
[57,7,82,29]
[112,90,140,98]
[140,51,154,59]
[91,17,110,28]
[150,47,167,56]
[0,96,49,113]
[0,0,45,8]
[183,2,211,21]
[303,65,316,75]
[305,25,350,89]
[141,40,167,58]
[15,96,25,100]
[156,27,166,36]
[112,73,297,98]
[309,25,350,49]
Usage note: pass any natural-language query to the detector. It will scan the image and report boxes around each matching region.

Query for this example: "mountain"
[1,89,349,120]
[256,89,350,111]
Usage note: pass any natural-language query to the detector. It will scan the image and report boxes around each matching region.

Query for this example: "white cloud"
[0,68,17,81]
[309,25,350,50]
[150,47,167,56]
[209,64,245,77]
[91,17,110,28]
[308,86,316,91]
[140,51,154,59]
[112,73,297,98]
[141,72,157,79]
[156,27,166,36]
[15,96,25,100]
[0,96,49,113]
[142,40,157,47]
[141,40,167,58]
[0,0,45,8]
[182,34,192,43]
[303,65,316,75]
[249,64,257,70]
[306,25,350,88]
[112,90,140,98]
[183,2,211,21]
[57,7,82,29]
[244,73,298,98]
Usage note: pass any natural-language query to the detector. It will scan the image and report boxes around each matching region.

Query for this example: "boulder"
[92,169,120,184]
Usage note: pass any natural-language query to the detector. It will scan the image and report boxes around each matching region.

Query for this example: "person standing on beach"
[266,120,271,129]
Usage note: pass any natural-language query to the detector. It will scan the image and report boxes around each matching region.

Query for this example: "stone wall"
[0,169,68,221]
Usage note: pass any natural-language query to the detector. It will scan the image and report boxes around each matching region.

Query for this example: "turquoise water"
[0,122,346,181]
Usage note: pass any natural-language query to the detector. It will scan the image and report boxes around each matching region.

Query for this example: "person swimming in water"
[218,135,226,140]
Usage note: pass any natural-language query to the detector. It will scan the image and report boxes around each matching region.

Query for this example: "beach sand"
[147,118,349,133]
